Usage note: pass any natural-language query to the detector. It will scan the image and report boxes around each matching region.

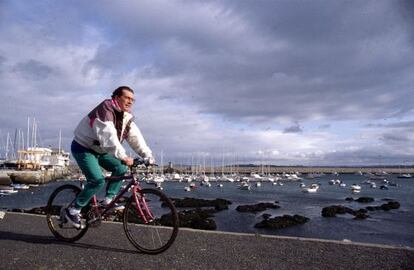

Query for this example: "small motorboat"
[11,183,30,190]
[397,174,412,178]
[239,181,251,190]
[302,184,319,193]
[0,186,18,194]
[155,182,163,190]
[351,184,362,193]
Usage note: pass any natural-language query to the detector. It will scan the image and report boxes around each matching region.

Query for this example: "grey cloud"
[387,121,414,129]
[4,1,414,124]
[365,121,414,130]
[283,123,302,134]
[81,1,414,120]
[12,60,56,81]
[381,133,410,143]
[398,0,414,42]
[0,55,5,73]
[1,0,414,165]
[318,124,331,130]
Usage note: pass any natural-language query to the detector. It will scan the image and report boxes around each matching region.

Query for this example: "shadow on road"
[0,230,140,254]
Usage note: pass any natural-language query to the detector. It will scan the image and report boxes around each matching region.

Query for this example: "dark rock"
[345,197,354,201]
[10,208,24,213]
[26,207,46,215]
[366,206,380,211]
[355,197,374,203]
[321,205,354,217]
[236,202,280,213]
[381,201,400,211]
[366,201,400,212]
[169,197,232,211]
[353,210,369,219]
[321,206,338,217]
[262,213,272,220]
[387,201,400,209]
[255,214,309,229]
[163,208,217,230]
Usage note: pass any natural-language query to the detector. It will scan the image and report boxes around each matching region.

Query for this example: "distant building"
[15,147,70,170]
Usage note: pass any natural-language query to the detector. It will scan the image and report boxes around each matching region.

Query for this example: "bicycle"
[45,158,179,254]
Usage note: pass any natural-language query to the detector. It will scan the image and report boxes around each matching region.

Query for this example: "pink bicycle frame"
[89,174,156,224]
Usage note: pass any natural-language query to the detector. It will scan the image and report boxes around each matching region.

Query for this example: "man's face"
[115,90,135,112]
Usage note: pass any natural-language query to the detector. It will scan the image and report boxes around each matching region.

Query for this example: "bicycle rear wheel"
[46,184,89,242]
[123,188,179,254]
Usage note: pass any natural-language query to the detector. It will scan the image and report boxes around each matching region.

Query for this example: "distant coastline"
[169,164,414,174]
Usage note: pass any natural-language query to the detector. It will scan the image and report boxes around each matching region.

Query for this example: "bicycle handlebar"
[132,158,158,168]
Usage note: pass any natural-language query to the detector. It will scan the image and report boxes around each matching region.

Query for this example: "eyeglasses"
[121,95,135,103]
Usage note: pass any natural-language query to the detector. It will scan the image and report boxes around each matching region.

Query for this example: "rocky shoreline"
[5,196,402,232]
[322,197,401,219]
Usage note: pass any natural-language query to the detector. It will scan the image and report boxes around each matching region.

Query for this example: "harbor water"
[1,174,413,248]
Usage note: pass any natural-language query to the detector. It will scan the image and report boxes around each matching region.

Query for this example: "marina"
[1,172,413,248]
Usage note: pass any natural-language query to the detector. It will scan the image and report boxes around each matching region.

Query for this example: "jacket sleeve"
[126,122,153,159]
[93,118,128,160]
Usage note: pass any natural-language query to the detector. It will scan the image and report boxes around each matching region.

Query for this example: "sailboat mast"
[160,150,164,175]
[13,129,18,159]
[5,132,9,160]
[33,118,37,148]
[27,117,30,149]
[59,129,62,154]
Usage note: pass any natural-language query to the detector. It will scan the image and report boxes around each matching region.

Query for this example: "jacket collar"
[111,98,123,112]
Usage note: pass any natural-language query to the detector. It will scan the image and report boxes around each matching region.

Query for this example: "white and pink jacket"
[73,99,153,160]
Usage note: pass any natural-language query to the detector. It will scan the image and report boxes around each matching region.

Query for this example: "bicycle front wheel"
[123,188,179,254]
[46,184,89,242]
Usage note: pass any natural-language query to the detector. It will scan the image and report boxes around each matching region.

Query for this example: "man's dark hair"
[112,86,134,98]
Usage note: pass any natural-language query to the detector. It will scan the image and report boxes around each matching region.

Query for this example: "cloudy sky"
[0,0,413,166]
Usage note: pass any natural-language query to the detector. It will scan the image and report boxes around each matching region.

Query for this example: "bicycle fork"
[132,188,155,224]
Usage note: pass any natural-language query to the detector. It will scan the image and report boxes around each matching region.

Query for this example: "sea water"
[1,174,413,247]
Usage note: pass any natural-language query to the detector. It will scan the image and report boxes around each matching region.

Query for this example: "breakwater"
[0,168,71,185]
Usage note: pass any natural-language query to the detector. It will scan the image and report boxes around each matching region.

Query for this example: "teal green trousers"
[71,140,127,209]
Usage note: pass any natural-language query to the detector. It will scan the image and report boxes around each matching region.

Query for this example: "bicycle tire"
[123,188,179,254]
[46,184,89,242]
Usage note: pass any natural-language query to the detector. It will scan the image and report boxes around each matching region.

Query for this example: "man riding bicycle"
[66,86,155,228]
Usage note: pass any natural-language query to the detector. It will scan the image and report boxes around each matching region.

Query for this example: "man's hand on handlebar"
[122,157,134,166]
[144,156,156,165]
[131,156,157,167]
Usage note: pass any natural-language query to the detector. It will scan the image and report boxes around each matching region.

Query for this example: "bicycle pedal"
[87,218,102,227]
[76,223,86,230]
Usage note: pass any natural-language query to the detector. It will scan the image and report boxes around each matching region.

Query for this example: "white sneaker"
[100,198,125,211]
[65,208,83,229]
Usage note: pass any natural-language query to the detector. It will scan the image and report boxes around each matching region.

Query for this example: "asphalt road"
[0,212,413,270]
